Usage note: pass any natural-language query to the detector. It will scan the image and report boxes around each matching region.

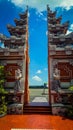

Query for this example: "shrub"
[69,86,73,91]
[65,86,73,118]
[0,66,7,115]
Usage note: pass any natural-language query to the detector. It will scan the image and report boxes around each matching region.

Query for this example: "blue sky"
[0,0,73,85]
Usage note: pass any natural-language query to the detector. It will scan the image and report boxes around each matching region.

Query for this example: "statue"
[53,68,61,91]
[14,68,22,92]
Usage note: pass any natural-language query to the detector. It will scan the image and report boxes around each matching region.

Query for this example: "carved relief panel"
[57,62,73,82]
[5,64,21,82]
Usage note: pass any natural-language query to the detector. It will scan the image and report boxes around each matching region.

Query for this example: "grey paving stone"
[32,97,48,102]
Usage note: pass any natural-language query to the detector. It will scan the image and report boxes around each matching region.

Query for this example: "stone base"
[7,103,23,114]
[51,90,73,104]
[52,103,70,115]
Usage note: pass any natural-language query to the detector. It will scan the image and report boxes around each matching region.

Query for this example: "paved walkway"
[32,97,48,102]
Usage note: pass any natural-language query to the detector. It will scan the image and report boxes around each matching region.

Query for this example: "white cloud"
[10,0,73,11]
[66,24,73,35]
[59,1,73,10]
[46,31,48,36]
[70,24,73,31]
[66,30,72,35]
[11,0,24,6]
[43,17,47,21]
[36,11,43,19]
[36,11,44,17]
[36,70,42,74]
[28,11,30,17]
[32,75,42,82]
[44,68,48,71]
[36,11,47,22]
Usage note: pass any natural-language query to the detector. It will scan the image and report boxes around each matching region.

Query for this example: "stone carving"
[52,60,58,66]
[52,68,61,91]
[65,50,72,55]
[14,69,22,92]
[0,61,7,65]
[70,79,73,85]
[4,51,10,56]
[70,59,73,66]
[7,103,23,114]
[65,46,72,55]
[17,61,23,67]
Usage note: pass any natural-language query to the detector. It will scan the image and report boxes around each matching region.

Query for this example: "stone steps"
[23,102,52,114]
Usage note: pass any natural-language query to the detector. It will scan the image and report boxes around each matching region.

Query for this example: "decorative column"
[24,7,29,104]
[47,5,52,105]
[24,44,29,104]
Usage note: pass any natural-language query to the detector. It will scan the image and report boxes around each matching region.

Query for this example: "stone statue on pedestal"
[14,68,22,92]
[52,68,61,92]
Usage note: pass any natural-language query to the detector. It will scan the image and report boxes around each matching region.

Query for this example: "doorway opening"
[29,83,49,103]
[28,10,49,105]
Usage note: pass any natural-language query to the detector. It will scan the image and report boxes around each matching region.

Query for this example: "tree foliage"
[0,65,7,115]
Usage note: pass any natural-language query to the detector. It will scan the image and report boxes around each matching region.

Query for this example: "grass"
[29,88,49,102]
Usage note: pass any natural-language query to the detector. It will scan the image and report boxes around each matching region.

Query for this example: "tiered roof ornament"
[0,7,28,49]
[0,7,29,107]
[47,5,73,47]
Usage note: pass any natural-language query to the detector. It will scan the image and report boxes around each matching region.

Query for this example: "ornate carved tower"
[0,7,29,114]
[47,5,73,104]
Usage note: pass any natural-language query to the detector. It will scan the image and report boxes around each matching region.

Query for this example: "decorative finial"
[26,5,28,12]
[47,5,50,11]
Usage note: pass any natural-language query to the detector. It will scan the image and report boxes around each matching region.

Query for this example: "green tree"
[65,86,73,118]
[0,65,7,115]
